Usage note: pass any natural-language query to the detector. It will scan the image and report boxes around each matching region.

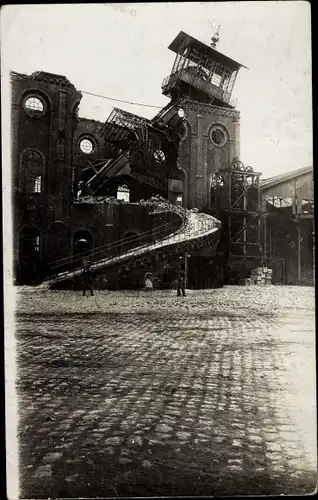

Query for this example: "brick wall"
[11,71,82,268]
[179,100,240,211]
[72,117,106,179]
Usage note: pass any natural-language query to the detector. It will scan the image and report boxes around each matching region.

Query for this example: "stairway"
[45,198,221,288]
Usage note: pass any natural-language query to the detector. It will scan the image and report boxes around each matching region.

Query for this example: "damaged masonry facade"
[11,30,314,288]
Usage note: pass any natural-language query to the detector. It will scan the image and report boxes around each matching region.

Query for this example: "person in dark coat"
[177,265,186,297]
[82,261,94,296]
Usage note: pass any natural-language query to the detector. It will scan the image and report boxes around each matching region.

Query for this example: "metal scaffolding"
[210,159,263,281]
[100,107,150,141]
[77,106,176,197]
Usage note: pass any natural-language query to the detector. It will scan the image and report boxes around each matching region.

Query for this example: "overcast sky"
[1,1,312,177]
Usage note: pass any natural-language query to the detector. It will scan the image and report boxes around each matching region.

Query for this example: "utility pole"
[294,179,301,285]
[297,225,301,285]
[184,251,189,288]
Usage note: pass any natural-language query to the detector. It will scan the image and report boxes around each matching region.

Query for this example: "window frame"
[210,125,228,148]
[116,184,130,202]
[20,149,45,194]
[34,175,42,193]
[79,137,96,155]
[23,95,46,118]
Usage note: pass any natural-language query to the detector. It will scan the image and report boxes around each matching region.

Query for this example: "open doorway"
[18,227,41,284]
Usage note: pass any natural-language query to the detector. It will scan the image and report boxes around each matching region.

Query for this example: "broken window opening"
[34,175,42,193]
[117,184,130,202]
[21,150,44,193]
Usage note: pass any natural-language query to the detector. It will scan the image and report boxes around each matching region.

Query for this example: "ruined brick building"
[11,30,313,287]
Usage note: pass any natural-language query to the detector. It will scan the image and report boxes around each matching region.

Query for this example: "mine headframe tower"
[210,159,263,284]
[77,30,247,205]
[160,30,246,109]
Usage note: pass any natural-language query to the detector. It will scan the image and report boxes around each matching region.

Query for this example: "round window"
[24,96,45,117]
[210,126,227,147]
[79,138,94,154]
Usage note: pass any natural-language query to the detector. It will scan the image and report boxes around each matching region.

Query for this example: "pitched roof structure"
[168,31,248,70]
[260,166,313,190]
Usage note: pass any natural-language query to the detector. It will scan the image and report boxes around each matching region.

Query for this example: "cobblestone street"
[15,286,316,498]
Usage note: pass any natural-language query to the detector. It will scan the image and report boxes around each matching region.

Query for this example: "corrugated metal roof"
[260,166,313,190]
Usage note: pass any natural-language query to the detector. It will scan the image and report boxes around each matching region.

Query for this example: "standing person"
[144,272,153,291]
[82,261,94,297]
[177,265,186,297]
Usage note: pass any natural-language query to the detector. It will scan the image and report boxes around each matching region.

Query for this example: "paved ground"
[14,285,316,498]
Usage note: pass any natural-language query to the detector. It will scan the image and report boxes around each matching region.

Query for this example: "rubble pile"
[240,267,272,286]
[138,196,218,238]
[74,195,122,205]
[139,195,187,217]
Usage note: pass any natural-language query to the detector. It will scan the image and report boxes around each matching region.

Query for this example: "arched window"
[21,150,44,193]
[24,95,45,118]
[117,184,130,202]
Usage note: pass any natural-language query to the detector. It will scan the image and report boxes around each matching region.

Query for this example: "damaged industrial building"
[11,30,314,289]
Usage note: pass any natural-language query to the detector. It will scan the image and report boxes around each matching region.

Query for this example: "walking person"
[82,260,94,296]
[177,265,186,297]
